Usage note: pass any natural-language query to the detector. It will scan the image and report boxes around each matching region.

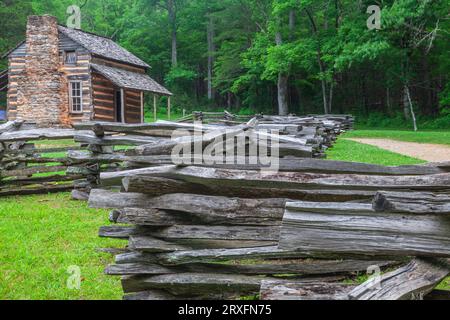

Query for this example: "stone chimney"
[16,15,63,126]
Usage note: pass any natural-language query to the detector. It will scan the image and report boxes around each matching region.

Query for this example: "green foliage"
[165,65,197,86]
[0,0,448,118]
[356,112,450,131]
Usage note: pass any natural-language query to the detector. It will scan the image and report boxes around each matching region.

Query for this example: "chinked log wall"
[0,121,92,197]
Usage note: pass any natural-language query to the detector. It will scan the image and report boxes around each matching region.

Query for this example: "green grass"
[326,139,426,166]
[343,130,450,146]
[144,110,184,123]
[0,193,126,300]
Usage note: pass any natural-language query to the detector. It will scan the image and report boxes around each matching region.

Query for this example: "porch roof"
[90,63,172,96]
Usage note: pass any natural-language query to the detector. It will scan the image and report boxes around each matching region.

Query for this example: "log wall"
[124,89,143,124]
[92,72,116,122]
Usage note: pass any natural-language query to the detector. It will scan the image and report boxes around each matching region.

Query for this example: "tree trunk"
[276,32,289,116]
[319,64,328,114]
[207,14,215,101]
[305,9,328,114]
[386,87,391,114]
[328,81,333,114]
[402,85,411,120]
[168,0,177,68]
[404,85,418,131]
[289,10,296,41]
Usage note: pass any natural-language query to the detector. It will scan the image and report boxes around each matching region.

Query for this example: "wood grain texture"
[106,259,396,276]
[279,201,450,258]
[349,258,450,300]
[373,191,450,214]
[109,165,450,192]
[121,273,264,295]
[260,280,355,300]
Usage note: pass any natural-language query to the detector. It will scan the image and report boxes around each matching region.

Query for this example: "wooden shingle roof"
[58,26,150,69]
[91,63,172,96]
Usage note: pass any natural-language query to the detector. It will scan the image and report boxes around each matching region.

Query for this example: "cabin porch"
[90,63,172,124]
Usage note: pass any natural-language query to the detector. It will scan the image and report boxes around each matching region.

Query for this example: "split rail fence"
[68,115,450,300]
[0,121,91,196]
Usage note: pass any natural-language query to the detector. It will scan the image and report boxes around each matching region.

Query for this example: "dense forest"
[0,0,449,128]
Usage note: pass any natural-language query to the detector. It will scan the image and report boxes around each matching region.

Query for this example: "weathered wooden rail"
[4,117,449,300]
[68,116,354,199]
[90,158,450,299]
[0,121,91,196]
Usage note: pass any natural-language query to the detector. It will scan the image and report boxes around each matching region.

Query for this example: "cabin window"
[65,51,77,65]
[69,81,83,113]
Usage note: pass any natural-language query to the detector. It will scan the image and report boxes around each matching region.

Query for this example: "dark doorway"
[115,90,123,122]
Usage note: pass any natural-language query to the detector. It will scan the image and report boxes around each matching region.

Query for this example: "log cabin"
[0,15,172,127]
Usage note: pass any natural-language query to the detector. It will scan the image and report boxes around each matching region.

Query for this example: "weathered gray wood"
[121,273,263,295]
[113,246,309,266]
[69,152,445,176]
[147,225,280,242]
[2,165,67,177]
[123,290,179,300]
[128,122,253,156]
[156,246,310,266]
[121,176,376,201]
[260,280,355,300]
[105,193,285,226]
[73,121,217,133]
[102,226,278,245]
[373,191,450,214]
[129,236,189,253]
[279,201,450,258]
[109,193,285,226]
[71,189,89,201]
[101,227,274,249]
[1,155,75,165]
[89,189,373,213]
[106,259,396,276]
[117,154,444,175]
[114,165,450,192]
[349,258,450,300]
[98,226,137,239]
[66,164,100,176]
[0,183,74,196]
[0,174,82,187]
[68,150,130,164]
[74,132,166,146]
[0,120,23,134]
[0,129,87,142]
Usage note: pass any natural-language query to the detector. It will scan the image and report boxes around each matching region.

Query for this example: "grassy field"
[0,193,126,300]
[0,129,448,300]
[343,130,450,146]
[326,139,425,166]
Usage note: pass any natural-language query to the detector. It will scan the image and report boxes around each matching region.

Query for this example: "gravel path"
[347,138,450,162]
